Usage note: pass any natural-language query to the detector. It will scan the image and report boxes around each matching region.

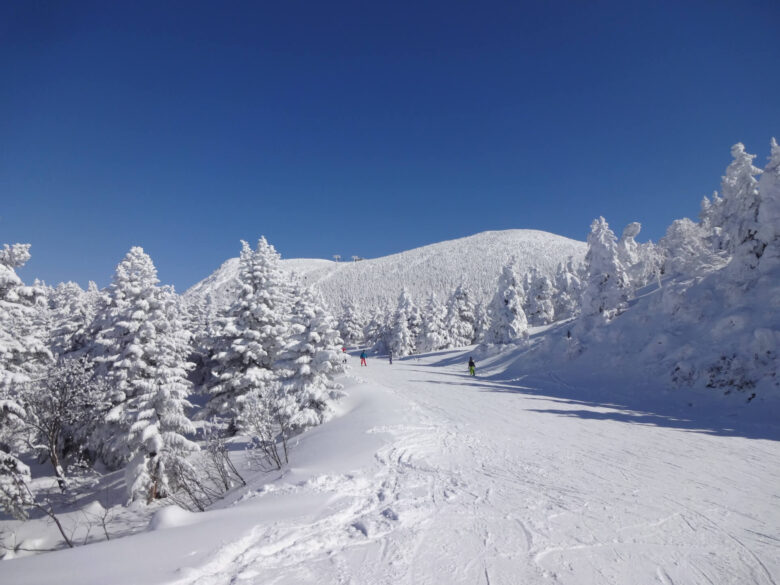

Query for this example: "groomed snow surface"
[2,345,778,585]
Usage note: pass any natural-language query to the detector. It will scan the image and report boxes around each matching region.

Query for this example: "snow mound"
[148,505,197,531]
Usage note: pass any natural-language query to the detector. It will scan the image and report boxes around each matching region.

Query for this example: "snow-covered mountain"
[186,229,586,311]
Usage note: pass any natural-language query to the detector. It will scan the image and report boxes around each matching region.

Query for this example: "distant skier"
[360,350,367,367]
[389,350,393,365]
[468,357,476,376]
[342,346,348,364]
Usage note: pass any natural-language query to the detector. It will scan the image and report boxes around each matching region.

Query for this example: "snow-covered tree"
[364,307,390,353]
[553,258,583,321]
[721,143,762,250]
[204,238,291,424]
[719,144,763,280]
[388,289,419,357]
[0,400,33,519]
[659,218,725,277]
[86,248,198,504]
[486,261,528,343]
[0,243,51,517]
[338,302,366,347]
[276,286,344,431]
[18,357,110,490]
[473,303,489,344]
[525,267,556,326]
[757,138,780,272]
[617,222,660,291]
[580,217,630,319]
[417,293,448,352]
[0,244,52,398]
[444,285,477,347]
[46,281,105,357]
[123,287,199,503]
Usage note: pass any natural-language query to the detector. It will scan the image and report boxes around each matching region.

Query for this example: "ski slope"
[2,349,778,585]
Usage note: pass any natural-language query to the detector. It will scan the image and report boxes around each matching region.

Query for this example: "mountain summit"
[186,229,586,311]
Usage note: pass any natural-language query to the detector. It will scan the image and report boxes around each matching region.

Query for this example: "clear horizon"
[3,0,779,290]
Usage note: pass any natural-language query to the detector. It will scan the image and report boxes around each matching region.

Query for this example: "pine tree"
[276,287,344,431]
[86,248,198,505]
[580,217,630,319]
[721,144,763,250]
[338,302,366,347]
[388,289,418,357]
[757,138,780,272]
[123,287,199,503]
[525,267,556,326]
[367,303,393,355]
[0,244,52,518]
[417,293,448,352]
[553,258,583,321]
[444,285,477,347]
[46,281,106,357]
[699,191,726,251]
[473,303,489,344]
[617,222,662,292]
[487,262,528,343]
[0,244,52,394]
[204,238,291,424]
[0,400,33,519]
[659,218,724,277]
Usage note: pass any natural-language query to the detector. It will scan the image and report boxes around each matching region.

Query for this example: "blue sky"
[2,0,779,290]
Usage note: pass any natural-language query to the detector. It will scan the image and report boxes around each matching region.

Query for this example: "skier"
[342,346,348,364]
[389,350,393,365]
[360,350,367,367]
[468,356,476,376]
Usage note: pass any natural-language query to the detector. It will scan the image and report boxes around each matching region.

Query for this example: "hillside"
[185,229,586,311]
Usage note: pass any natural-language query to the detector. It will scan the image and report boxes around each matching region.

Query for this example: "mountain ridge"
[185,229,587,311]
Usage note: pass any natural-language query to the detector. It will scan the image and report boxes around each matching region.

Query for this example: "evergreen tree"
[338,302,366,347]
[486,262,528,343]
[276,287,344,430]
[123,287,199,503]
[46,281,105,357]
[580,217,630,319]
[720,143,763,261]
[204,238,290,423]
[757,138,780,272]
[713,143,766,287]
[444,285,477,347]
[86,248,198,505]
[0,243,51,517]
[473,303,489,344]
[525,267,556,326]
[388,289,418,357]
[553,258,583,321]
[659,218,725,277]
[362,308,384,348]
[699,191,726,251]
[0,243,52,395]
[617,222,662,292]
[0,400,32,519]
[417,293,448,352]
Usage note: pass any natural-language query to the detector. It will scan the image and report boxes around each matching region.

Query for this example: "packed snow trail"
[3,351,778,585]
[174,353,779,585]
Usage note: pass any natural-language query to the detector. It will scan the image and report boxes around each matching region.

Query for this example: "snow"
[185,230,587,311]
[3,344,778,584]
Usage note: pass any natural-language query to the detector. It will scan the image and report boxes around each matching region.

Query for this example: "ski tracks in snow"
[173,358,780,585]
